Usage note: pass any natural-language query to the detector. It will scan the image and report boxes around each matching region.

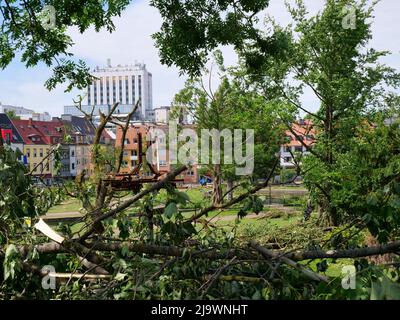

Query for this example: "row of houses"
[114,119,316,184]
[1,112,315,185]
[0,113,113,185]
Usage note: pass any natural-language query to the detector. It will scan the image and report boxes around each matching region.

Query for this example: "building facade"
[0,103,51,121]
[154,106,170,123]
[280,119,315,169]
[115,123,198,184]
[0,113,25,159]
[7,115,114,184]
[61,114,97,177]
[12,119,65,184]
[0,103,34,116]
[64,61,153,120]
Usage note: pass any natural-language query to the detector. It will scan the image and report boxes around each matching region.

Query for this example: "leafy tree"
[172,54,283,205]
[3,0,400,301]
[151,0,286,76]
[244,0,400,225]
[0,0,131,91]
[315,115,400,242]
[173,74,236,205]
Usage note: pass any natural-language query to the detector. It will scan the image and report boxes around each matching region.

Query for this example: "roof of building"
[0,113,25,144]
[104,129,116,140]
[285,119,315,147]
[62,115,96,137]
[12,118,65,145]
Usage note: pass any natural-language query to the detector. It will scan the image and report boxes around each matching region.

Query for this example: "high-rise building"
[64,60,153,120]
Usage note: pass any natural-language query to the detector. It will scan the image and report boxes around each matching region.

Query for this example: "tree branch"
[78,165,188,241]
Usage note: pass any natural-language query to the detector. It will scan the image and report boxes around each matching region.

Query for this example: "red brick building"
[115,123,198,184]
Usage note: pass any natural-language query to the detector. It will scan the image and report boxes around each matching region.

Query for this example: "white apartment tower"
[68,60,153,119]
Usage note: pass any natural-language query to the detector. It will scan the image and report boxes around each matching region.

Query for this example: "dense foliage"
[0,0,131,90]
[2,0,400,301]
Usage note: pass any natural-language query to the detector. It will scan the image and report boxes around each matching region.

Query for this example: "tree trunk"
[145,207,154,244]
[226,179,234,202]
[212,164,223,205]
[317,199,339,227]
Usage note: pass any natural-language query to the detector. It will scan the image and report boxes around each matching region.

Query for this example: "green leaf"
[164,202,178,219]
[3,244,21,281]
[114,272,127,281]
[175,191,190,205]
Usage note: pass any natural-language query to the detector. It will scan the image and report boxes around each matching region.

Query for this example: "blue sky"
[0,0,399,116]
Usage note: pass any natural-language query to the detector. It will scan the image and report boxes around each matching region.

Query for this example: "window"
[100,78,104,105]
[119,77,123,103]
[33,164,37,172]
[132,76,135,104]
[131,150,137,156]
[105,77,110,105]
[125,76,129,104]
[46,149,50,156]
[159,160,167,166]
[33,148,37,157]
[125,138,130,145]
[285,146,291,152]
[40,149,43,157]
[27,149,31,158]
[138,75,142,106]
[71,150,75,157]
[123,151,129,156]
[306,135,314,141]
[88,84,91,105]
[113,77,116,102]
[131,160,137,167]
[45,163,49,171]
[295,146,303,152]
[133,138,138,144]
[94,81,98,105]
[72,163,75,170]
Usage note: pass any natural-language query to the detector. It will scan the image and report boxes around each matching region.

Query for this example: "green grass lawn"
[47,198,82,213]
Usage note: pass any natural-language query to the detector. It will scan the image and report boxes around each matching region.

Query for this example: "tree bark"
[226,179,234,201]
[10,238,400,264]
[212,164,223,205]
